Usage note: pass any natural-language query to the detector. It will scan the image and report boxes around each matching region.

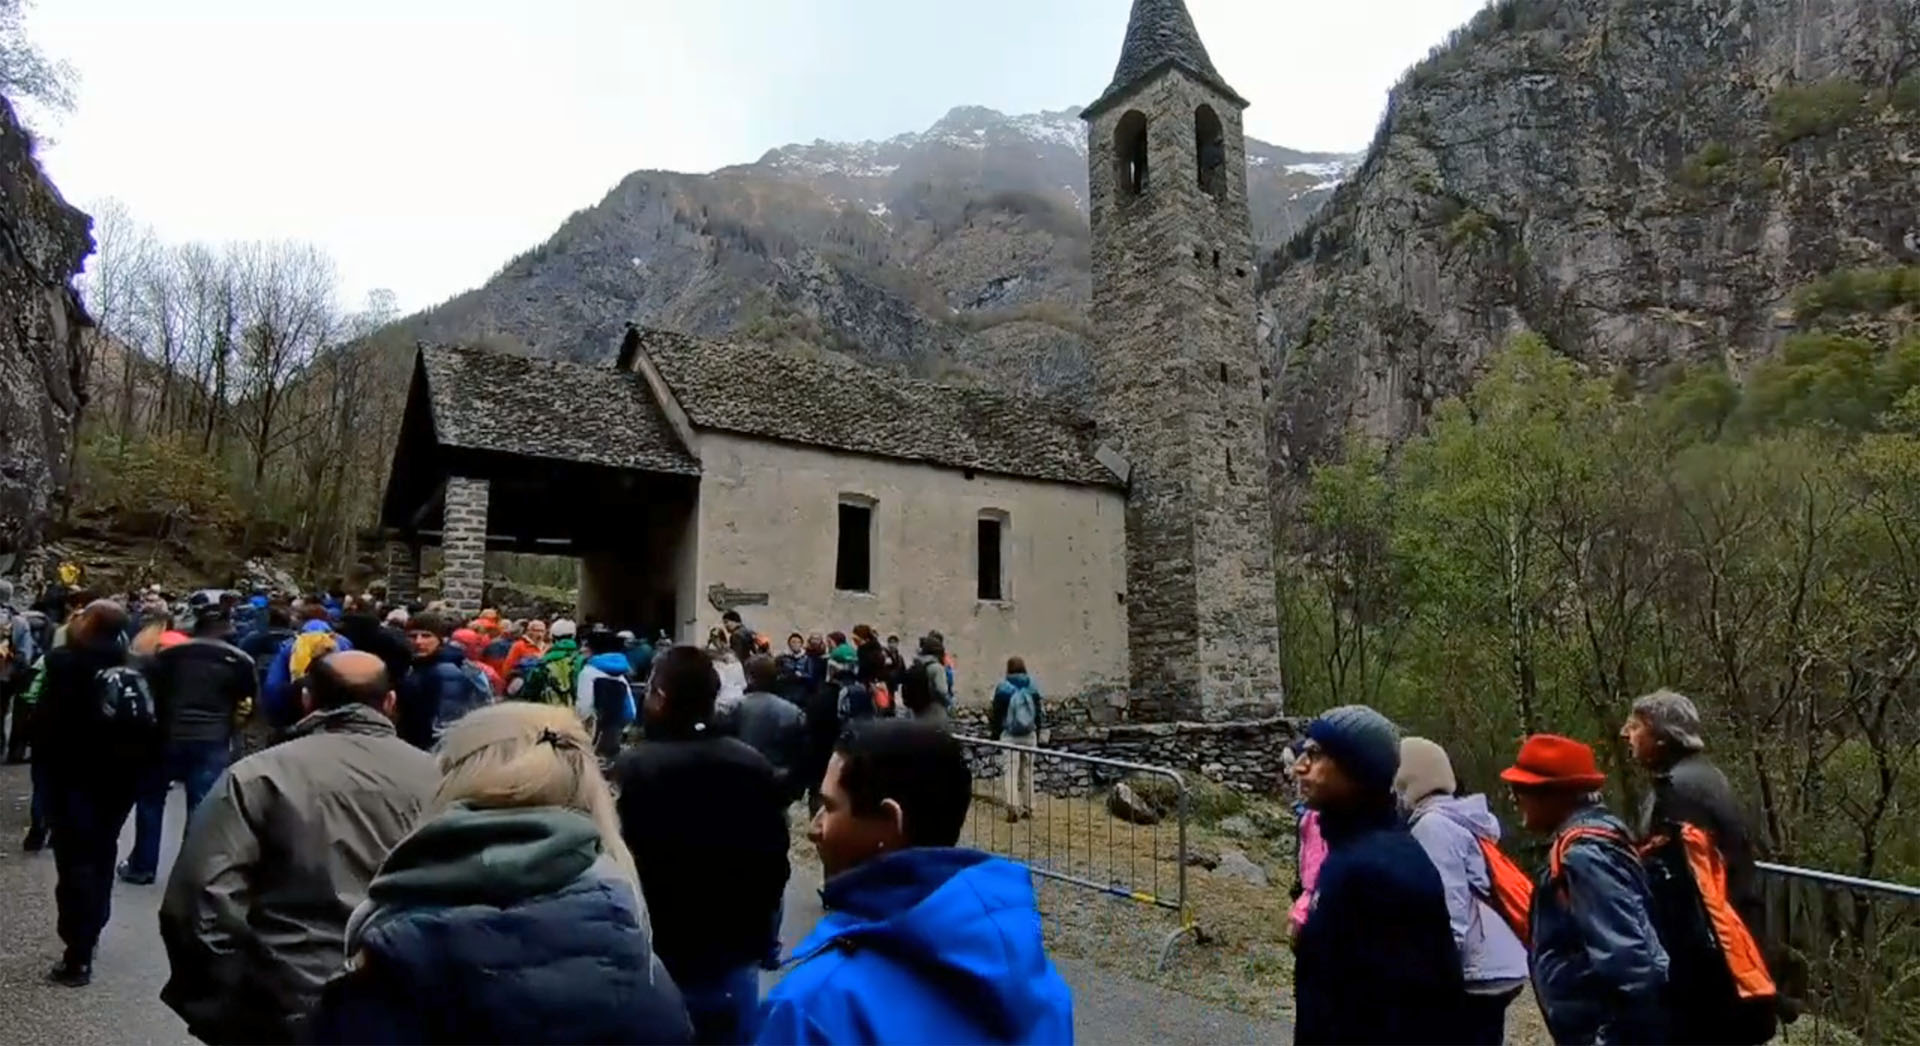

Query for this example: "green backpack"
[520,644,582,707]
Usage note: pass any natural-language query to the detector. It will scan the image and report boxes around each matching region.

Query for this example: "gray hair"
[1632,688,1707,753]
[0,579,13,604]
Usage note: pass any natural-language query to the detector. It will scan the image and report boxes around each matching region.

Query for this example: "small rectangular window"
[977,516,1004,601]
[836,501,873,592]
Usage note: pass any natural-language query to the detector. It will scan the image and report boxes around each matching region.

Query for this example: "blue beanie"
[1306,705,1402,794]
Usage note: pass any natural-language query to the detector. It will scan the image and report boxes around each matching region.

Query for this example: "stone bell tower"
[1084,0,1282,720]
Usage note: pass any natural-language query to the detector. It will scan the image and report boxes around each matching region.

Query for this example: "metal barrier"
[956,735,1196,972]
[1759,861,1920,1044]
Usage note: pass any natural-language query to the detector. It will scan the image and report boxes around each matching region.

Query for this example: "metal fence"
[1759,861,1920,1044]
[955,735,1196,971]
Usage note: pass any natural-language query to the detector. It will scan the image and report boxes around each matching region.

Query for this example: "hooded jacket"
[159,703,439,1045]
[575,652,635,725]
[1530,805,1670,1045]
[1407,793,1530,989]
[262,621,353,724]
[1639,750,1764,939]
[1294,802,1467,1044]
[308,805,692,1045]
[756,848,1074,1045]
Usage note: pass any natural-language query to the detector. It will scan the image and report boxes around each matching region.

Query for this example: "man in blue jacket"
[757,720,1074,1045]
[1292,705,1467,1044]
[1504,733,1670,1045]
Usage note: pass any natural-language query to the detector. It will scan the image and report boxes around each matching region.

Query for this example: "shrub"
[1793,267,1920,322]
[1770,80,1867,143]
[1447,208,1493,247]
[1893,74,1920,115]
[1679,141,1735,188]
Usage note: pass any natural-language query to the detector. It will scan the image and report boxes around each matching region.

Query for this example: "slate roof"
[417,344,701,475]
[1083,0,1248,119]
[633,328,1122,488]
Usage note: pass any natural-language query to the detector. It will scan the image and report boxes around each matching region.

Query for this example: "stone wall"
[956,708,1302,797]
[384,540,420,605]
[441,476,489,617]
[690,430,1130,708]
[0,98,92,567]
[1087,67,1283,722]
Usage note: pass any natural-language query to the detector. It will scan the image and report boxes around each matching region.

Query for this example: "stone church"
[380,0,1283,718]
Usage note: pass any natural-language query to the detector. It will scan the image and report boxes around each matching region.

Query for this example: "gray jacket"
[158,703,440,1045]
[1407,793,1530,989]
[714,689,808,798]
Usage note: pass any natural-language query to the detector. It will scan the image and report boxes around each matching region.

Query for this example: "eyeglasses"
[1296,740,1328,764]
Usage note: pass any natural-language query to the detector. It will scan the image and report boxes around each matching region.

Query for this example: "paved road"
[3,764,1287,1045]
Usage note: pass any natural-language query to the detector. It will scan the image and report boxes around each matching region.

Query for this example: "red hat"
[1499,734,1607,790]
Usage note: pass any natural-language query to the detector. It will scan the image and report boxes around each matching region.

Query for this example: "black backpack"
[95,665,160,738]
[900,659,938,714]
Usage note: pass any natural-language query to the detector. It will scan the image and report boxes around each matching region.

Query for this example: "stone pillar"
[441,475,489,618]
[384,539,421,606]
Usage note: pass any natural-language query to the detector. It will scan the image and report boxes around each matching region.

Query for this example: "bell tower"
[1084,0,1282,719]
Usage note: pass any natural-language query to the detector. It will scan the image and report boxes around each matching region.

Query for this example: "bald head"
[305,650,394,713]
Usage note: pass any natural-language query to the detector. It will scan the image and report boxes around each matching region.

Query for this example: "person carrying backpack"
[263,612,353,731]
[902,635,952,724]
[1503,734,1670,1045]
[1394,737,1529,1044]
[577,626,637,762]
[989,658,1044,823]
[35,599,161,987]
[513,619,582,707]
[0,578,38,761]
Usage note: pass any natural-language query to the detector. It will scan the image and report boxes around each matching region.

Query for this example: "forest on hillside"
[1280,270,1920,1038]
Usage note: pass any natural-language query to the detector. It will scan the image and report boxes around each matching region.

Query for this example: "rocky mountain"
[408,106,1353,400]
[0,96,93,566]
[1261,0,1920,487]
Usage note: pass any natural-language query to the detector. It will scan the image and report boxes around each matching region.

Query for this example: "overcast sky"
[27,0,1487,312]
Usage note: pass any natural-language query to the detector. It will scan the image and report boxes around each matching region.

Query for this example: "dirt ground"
[790,774,1557,1044]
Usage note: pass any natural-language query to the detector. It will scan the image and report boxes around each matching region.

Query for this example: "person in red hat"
[1502,734,1670,1045]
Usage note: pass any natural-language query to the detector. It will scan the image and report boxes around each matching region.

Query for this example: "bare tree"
[229,240,339,484]
[0,0,75,113]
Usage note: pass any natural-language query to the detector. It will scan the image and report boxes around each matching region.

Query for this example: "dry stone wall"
[956,705,1302,796]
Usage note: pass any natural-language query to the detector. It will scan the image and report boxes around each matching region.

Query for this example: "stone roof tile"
[1084,0,1247,119]
[634,329,1122,488]
[418,344,701,475]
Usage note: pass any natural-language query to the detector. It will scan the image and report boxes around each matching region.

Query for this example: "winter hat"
[1500,734,1606,791]
[550,618,578,639]
[450,628,484,655]
[1305,705,1402,793]
[829,643,858,666]
[1394,737,1458,804]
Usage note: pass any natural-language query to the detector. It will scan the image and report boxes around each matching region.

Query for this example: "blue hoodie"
[757,848,1073,1046]
[262,620,353,724]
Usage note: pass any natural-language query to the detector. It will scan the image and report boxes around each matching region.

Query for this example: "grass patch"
[1771,80,1867,143]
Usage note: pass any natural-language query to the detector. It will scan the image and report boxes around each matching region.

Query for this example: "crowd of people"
[0,573,1065,1045]
[0,569,1787,1045]
[1285,695,1779,1045]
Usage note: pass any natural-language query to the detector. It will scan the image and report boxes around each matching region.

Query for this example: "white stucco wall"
[690,431,1129,706]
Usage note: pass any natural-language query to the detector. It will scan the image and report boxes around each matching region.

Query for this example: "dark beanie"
[1306,705,1402,794]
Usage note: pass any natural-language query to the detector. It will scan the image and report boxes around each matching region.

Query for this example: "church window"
[836,498,874,592]
[1114,111,1149,197]
[977,511,1008,601]
[1196,105,1226,199]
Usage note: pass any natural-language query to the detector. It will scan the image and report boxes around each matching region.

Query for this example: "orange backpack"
[872,681,894,714]
[1475,838,1537,946]
[1546,822,1777,1018]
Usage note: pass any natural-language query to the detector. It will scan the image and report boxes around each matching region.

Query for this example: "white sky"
[28,0,1488,312]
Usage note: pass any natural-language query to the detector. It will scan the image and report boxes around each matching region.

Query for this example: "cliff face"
[0,96,93,565]
[408,107,1353,401]
[1262,0,1920,488]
